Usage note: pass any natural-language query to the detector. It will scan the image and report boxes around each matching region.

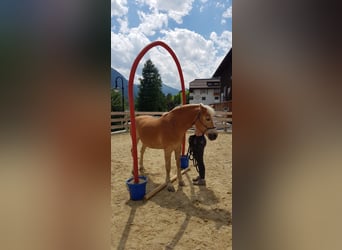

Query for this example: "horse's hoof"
[179,180,185,186]
[167,184,175,192]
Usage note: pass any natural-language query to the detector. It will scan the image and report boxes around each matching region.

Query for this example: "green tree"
[111,89,122,111]
[166,93,176,111]
[173,90,190,105]
[136,59,166,111]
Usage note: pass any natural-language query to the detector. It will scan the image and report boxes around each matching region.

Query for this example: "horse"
[134,103,218,192]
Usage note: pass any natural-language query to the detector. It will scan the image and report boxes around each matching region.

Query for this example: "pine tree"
[136,59,166,111]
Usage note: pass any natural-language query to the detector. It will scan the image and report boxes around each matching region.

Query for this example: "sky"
[111,0,232,90]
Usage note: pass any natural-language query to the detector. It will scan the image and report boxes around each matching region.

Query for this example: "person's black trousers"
[189,135,207,179]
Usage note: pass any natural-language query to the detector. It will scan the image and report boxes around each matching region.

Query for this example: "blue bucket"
[126,176,147,200]
[180,155,189,169]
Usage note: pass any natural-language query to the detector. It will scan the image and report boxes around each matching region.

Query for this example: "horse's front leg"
[139,144,146,172]
[164,149,175,192]
[174,145,185,187]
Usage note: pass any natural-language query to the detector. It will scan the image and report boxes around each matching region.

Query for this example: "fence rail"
[111,111,232,131]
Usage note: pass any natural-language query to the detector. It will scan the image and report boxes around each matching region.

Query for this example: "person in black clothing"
[188,127,207,185]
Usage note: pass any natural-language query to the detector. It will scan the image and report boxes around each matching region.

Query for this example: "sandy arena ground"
[111,131,232,249]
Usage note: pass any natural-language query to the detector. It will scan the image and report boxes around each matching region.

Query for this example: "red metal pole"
[128,41,186,183]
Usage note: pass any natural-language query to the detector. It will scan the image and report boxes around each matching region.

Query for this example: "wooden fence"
[111,111,232,132]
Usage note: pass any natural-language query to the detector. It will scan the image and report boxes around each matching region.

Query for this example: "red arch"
[128,41,186,183]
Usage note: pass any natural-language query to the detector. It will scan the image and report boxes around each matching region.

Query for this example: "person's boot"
[192,176,200,181]
[193,178,206,185]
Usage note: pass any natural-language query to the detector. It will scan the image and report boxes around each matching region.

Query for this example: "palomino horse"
[134,103,218,192]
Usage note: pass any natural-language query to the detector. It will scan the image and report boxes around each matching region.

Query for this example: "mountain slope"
[161,84,180,96]
[111,68,180,97]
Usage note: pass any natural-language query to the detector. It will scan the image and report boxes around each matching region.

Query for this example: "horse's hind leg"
[164,149,175,192]
[174,145,185,187]
[131,135,143,174]
[139,144,146,172]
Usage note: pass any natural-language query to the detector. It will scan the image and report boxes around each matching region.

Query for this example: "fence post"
[224,113,227,132]
[125,112,130,132]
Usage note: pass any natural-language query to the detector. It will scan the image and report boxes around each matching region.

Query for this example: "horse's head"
[195,104,218,141]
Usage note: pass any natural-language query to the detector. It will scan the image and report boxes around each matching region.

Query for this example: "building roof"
[213,48,232,77]
[189,78,221,89]
[189,85,220,89]
[189,78,220,83]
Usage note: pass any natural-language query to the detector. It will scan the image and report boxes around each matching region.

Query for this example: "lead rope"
[187,136,200,173]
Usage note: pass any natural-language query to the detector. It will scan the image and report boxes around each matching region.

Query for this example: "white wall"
[189,88,220,105]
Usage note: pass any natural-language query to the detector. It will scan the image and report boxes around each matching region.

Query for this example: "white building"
[189,78,221,105]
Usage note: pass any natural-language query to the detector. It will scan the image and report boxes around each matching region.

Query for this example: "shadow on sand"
[115,199,145,250]
[117,169,231,250]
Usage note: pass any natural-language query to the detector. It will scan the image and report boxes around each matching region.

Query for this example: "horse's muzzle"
[207,132,218,141]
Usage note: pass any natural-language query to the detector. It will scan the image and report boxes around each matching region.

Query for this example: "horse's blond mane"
[169,103,215,116]
[202,104,215,116]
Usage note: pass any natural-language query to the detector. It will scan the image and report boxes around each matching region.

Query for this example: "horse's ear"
[199,103,206,112]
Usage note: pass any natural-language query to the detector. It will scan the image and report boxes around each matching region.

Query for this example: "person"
[188,127,207,185]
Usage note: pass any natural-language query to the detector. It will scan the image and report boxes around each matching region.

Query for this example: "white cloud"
[137,10,168,36]
[210,30,232,54]
[137,0,194,23]
[222,6,232,19]
[111,31,151,82]
[111,0,128,17]
[117,16,129,33]
[215,1,225,9]
[159,28,216,64]
[149,28,222,88]
[221,6,232,25]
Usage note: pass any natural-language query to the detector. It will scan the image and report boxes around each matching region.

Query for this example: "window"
[189,96,194,100]
[202,96,206,101]
[215,96,219,100]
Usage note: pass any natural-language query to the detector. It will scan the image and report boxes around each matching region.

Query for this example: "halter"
[192,111,216,134]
